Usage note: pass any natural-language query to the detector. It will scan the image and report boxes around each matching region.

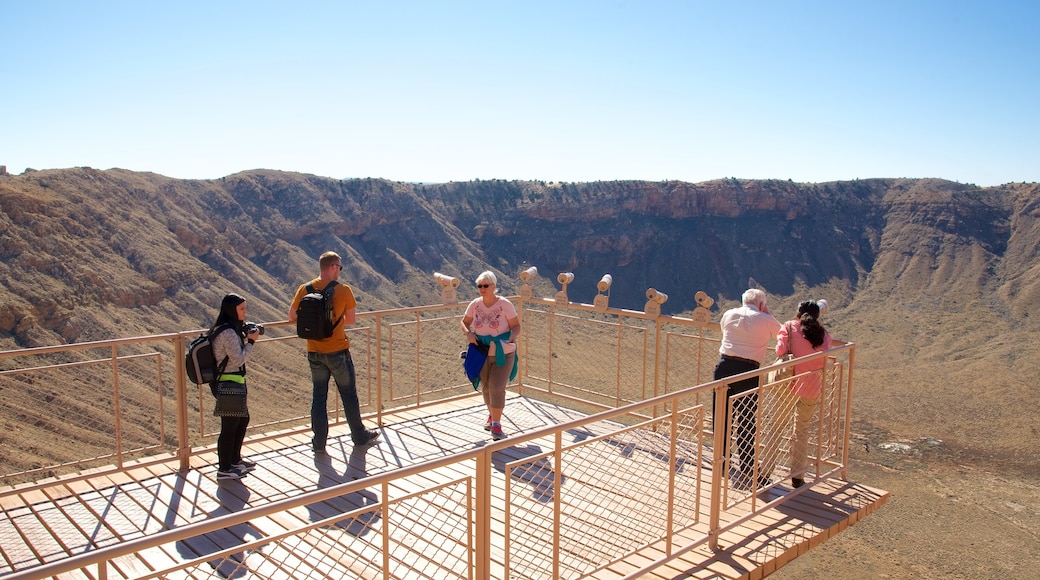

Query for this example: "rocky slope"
[4,169,1029,337]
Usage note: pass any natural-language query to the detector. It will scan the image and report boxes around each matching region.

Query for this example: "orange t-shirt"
[290,278,357,353]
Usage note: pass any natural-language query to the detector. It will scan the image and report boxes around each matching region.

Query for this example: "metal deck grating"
[0,394,887,579]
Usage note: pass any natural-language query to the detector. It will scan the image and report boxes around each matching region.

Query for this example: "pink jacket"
[776,320,832,398]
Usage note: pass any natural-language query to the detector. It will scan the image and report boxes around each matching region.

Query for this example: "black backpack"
[185,323,232,385]
[296,281,340,339]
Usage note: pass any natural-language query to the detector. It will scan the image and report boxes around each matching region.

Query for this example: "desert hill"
[1,167,1038,479]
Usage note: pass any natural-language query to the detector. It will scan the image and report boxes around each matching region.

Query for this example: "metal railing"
[0,303,487,484]
[0,289,855,579]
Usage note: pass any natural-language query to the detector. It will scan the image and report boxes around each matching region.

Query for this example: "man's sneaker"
[490,424,507,441]
[353,429,380,447]
[217,466,246,480]
[484,414,493,431]
[233,461,256,473]
[236,459,257,469]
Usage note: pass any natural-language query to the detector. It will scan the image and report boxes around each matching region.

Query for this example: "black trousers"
[713,356,760,476]
[217,415,250,470]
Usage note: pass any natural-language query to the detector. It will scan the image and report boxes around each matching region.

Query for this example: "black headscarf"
[211,293,246,335]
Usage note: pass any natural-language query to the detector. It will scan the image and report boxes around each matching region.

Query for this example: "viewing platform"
[0,278,887,579]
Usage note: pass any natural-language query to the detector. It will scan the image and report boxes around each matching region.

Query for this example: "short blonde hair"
[475,270,497,286]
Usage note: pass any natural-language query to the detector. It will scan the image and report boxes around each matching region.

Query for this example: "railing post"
[666,404,679,555]
[552,430,563,579]
[708,381,728,550]
[516,294,525,396]
[173,334,192,470]
[374,312,384,425]
[547,303,556,394]
[651,318,663,414]
[652,318,662,401]
[414,310,422,409]
[381,480,392,575]
[840,346,855,480]
[110,344,125,468]
[615,317,623,407]
[475,450,492,580]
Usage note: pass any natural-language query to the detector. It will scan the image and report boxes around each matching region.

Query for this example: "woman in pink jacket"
[775,300,832,488]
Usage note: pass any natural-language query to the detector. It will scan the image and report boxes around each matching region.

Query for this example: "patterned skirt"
[213,381,249,417]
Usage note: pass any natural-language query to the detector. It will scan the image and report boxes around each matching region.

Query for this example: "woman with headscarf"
[210,293,262,480]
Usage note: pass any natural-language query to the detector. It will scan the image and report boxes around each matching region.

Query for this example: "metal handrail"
[0,295,856,579]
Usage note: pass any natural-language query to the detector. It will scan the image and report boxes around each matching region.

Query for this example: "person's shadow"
[306,445,380,536]
[175,481,262,578]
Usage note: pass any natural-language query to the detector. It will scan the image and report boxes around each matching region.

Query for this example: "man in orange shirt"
[289,251,379,453]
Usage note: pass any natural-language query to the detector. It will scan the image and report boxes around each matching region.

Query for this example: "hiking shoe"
[490,425,507,441]
[484,414,493,431]
[233,461,256,473]
[353,429,381,446]
[236,459,257,468]
[217,466,247,480]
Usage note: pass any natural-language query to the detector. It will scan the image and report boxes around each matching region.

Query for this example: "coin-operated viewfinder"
[644,287,668,319]
[691,290,714,327]
[519,266,537,299]
[593,274,612,312]
[816,298,829,317]
[434,272,459,304]
[556,272,574,303]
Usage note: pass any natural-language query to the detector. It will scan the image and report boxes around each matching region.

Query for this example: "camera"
[245,322,265,336]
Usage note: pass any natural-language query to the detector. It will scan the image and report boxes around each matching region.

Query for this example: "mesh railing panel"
[143,477,473,580]
[505,406,708,579]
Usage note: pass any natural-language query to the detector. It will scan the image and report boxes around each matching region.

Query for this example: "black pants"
[217,415,250,471]
[713,356,760,476]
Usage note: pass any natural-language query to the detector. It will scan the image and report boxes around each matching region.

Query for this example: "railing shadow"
[174,483,262,579]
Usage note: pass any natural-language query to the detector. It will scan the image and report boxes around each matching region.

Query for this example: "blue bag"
[463,343,488,390]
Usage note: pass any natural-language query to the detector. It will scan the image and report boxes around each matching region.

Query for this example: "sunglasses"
[477,284,492,289]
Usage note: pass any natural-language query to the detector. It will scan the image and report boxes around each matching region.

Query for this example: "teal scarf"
[473,330,518,389]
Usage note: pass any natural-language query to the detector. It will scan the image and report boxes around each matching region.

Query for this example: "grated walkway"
[0,394,887,579]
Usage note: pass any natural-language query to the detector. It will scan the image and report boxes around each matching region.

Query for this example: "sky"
[2,1,1038,187]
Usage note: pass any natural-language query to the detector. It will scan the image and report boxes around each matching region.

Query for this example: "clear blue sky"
[3,1,1037,186]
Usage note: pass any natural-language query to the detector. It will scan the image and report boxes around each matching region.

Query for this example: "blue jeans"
[308,349,365,450]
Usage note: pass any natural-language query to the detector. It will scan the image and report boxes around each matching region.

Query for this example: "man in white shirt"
[714,288,781,487]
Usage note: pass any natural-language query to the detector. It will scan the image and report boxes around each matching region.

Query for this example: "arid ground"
[772,437,1040,579]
